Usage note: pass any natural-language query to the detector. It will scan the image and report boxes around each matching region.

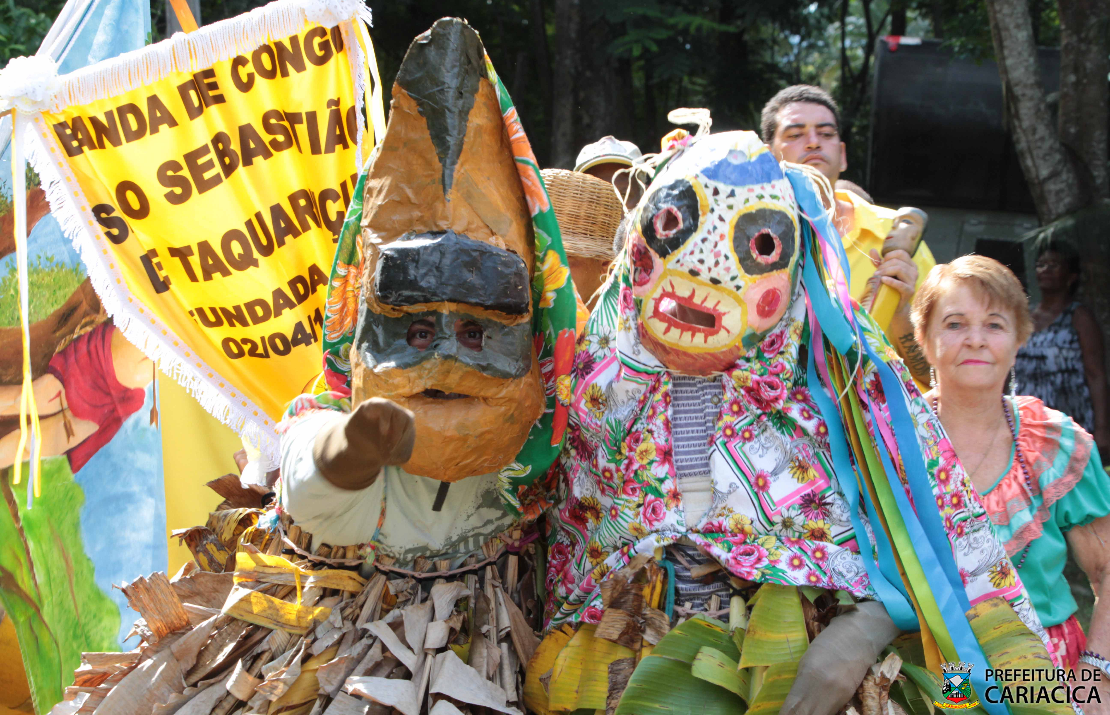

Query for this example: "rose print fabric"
[546,262,1050,659]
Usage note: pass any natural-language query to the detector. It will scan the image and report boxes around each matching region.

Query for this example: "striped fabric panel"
[671,375,723,483]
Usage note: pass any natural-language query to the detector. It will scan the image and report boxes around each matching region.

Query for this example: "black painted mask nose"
[395,18,485,196]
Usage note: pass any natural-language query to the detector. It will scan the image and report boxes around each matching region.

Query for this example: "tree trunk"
[643,58,658,150]
[839,0,890,152]
[709,6,752,132]
[578,14,631,147]
[984,0,1085,223]
[839,0,850,137]
[1058,0,1110,200]
[929,0,944,38]
[511,50,530,105]
[530,0,554,127]
[891,0,907,36]
[618,57,637,147]
[165,0,200,33]
[551,0,580,168]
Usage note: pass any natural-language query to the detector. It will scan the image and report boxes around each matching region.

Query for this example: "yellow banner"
[24,0,376,462]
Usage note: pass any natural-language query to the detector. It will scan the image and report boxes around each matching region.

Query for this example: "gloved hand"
[312,398,416,490]
[780,600,902,715]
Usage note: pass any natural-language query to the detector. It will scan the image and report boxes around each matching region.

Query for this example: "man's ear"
[838,141,848,175]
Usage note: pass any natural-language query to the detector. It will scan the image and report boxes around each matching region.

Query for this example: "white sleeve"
[278,411,385,548]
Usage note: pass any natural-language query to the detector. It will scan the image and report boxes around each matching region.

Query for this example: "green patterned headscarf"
[316,50,576,520]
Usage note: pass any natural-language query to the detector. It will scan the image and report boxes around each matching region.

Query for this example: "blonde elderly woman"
[912,254,1110,686]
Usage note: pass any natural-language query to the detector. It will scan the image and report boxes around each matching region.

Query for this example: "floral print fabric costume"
[550,283,872,621]
[549,273,1044,637]
[545,131,1052,670]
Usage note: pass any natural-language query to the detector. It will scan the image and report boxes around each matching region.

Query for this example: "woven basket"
[542,169,625,260]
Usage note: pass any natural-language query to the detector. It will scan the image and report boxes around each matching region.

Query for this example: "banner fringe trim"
[46,0,370,111]
[23,127,280,469]
[13,0,375,470]
[341,15,365,164]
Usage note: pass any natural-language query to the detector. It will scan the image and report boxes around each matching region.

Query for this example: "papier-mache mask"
[628,132,801,375]
[319,18,576,493]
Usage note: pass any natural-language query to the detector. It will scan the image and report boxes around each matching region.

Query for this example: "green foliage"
[744,660,799,715]
[0,164,42,219]
[599,0,845,146]
[614,587,817,714]
[738,582,809,668]
[931,0,1059,61]
[0,459,121,714]
[615,615,747,715]
[967,597,1073,715]
[0,255,86,328]
[0,0,1062,179]
[0,0,54,65]
[691,646,750,698]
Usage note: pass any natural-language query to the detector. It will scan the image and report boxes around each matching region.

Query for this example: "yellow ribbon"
[11,110,42,502]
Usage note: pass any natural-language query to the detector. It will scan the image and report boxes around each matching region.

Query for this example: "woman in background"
[912,254,1110,686]
[1015,238,1110,457]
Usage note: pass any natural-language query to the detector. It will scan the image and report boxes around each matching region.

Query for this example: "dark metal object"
[868,38,1062,212]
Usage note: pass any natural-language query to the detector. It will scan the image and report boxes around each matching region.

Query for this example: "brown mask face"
[351,18,543,482]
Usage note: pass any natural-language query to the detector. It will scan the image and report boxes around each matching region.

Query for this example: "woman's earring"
[929,367,936,389]
[1010,366,1018,398]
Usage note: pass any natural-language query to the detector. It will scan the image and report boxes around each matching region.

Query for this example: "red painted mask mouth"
[650,281,728,342]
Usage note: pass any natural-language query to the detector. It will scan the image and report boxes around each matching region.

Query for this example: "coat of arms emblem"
[936,661,979,709]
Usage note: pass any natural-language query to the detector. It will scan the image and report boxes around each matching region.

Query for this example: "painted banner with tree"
[0,0,380,711]
[8,0,374,470]
[0,2,161,712]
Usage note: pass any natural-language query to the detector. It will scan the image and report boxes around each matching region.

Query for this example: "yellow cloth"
[837,190,936,306]
[30,15,372,457]
[0,612,31,713]
[158,372,241,576]
[574,286,589,336]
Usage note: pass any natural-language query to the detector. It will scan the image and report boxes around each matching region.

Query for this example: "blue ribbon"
[804,315,918,630]
[801,254,856,355]
[788,169,1009,715]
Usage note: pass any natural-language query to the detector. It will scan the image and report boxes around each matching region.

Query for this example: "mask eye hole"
[456,320,484,351]
[732,207,796,276]
[631,240,655,287]
[638,179,699,258]
[750,229,782,264]
[407,319,436,350]
[653,206,682,238]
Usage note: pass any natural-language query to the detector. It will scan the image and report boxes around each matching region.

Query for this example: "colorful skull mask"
[351,18,544,482]
[628,132,802,375]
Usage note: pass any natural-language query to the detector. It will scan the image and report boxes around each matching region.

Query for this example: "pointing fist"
[312,398,416,490]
